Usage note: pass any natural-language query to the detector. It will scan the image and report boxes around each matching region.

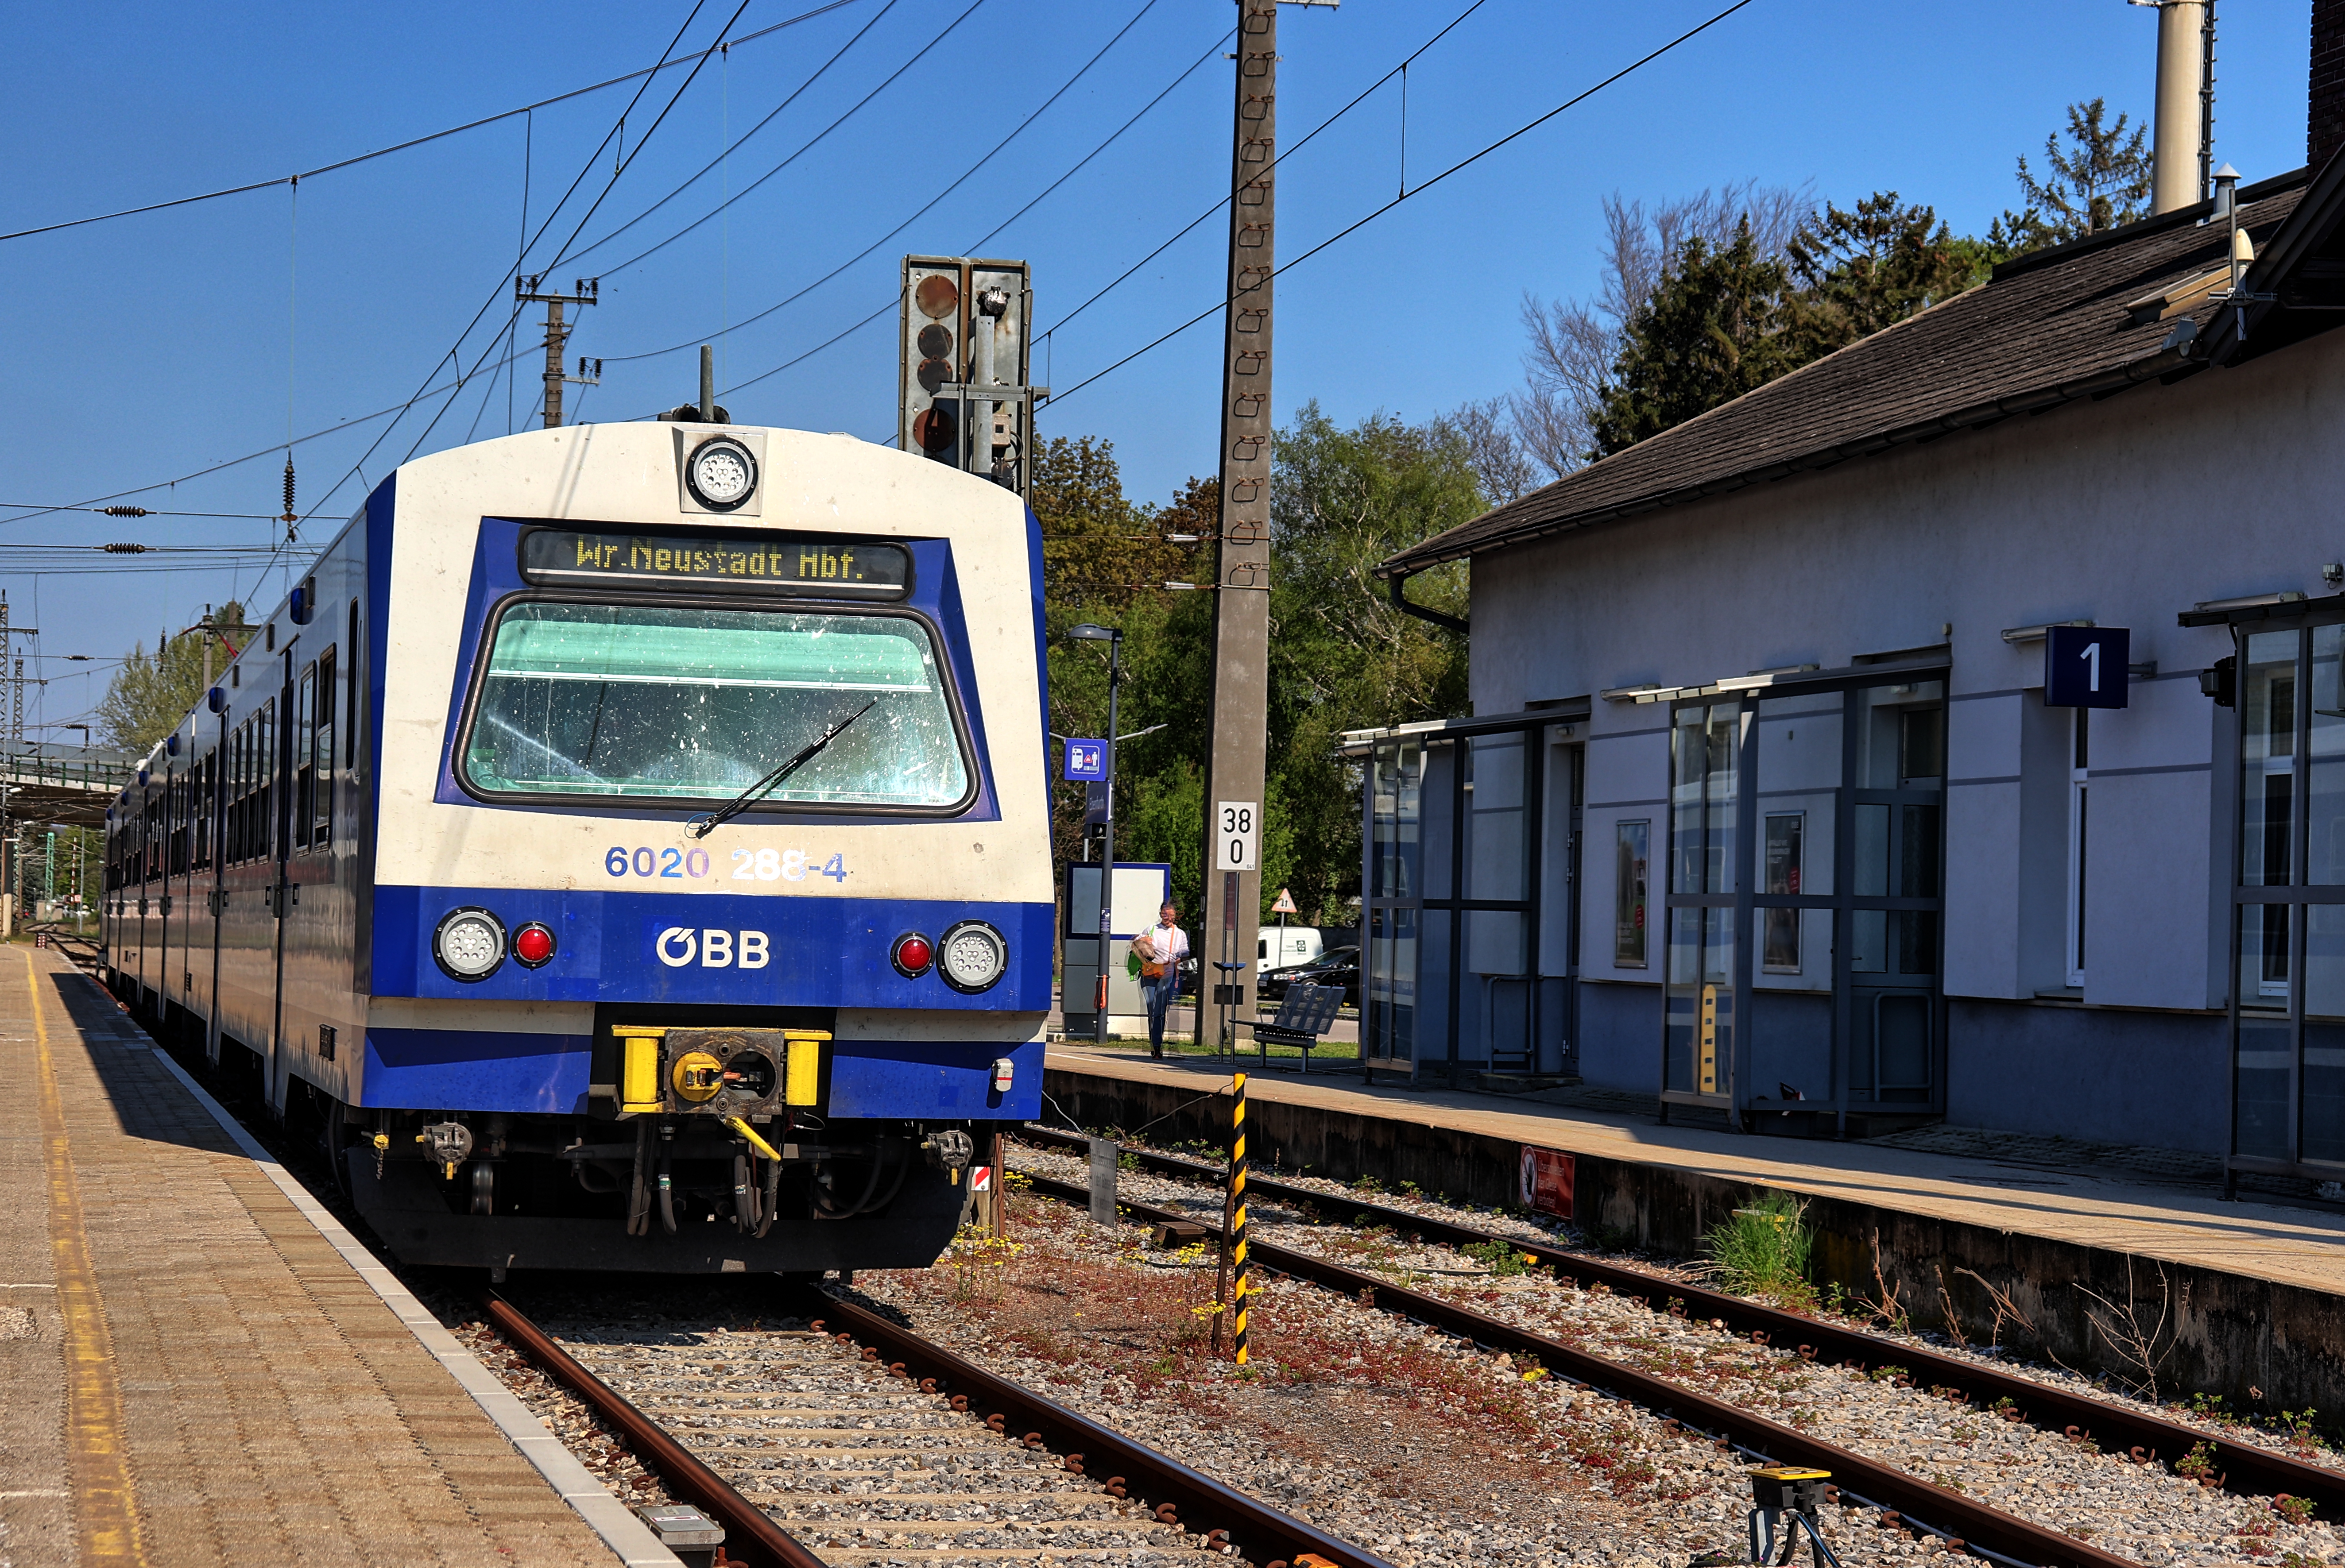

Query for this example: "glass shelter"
[1358,707,1584,1083]
[1659,664,1948,1128]
[2182,595,2345,1185]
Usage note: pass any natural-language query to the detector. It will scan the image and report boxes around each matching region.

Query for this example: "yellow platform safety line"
[27,949,147,1565]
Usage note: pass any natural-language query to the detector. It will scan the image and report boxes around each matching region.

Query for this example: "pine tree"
[1787,193,1977,355]
[1999,97,2154,251]
[1589,221,1798,457]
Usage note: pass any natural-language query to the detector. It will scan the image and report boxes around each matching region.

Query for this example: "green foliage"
[1038,407,1477,923]
[1590,221,1799,457]
[1997,97,2153,253]
[1700,1190,1813,1303]
[1462,1238,1538,1277]
[1786,193,1977,353]
[97,603,250,753]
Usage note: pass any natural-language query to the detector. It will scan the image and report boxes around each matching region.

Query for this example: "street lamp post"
[1069,623,1123,1046]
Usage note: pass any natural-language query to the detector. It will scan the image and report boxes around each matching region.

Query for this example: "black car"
[1258,945,1359,1008]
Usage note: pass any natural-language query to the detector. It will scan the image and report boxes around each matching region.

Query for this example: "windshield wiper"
[683,699,878,839]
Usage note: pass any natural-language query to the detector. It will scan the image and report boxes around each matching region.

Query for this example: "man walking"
[1133,900,1190,1060]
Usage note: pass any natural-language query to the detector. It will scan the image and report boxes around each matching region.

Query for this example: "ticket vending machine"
[1061,862,1172,1040]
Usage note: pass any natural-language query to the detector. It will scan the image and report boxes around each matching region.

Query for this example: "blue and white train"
[103,420,1051,1274]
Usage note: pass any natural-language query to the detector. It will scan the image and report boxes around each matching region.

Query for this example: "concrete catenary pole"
[1200,0,1278,1053]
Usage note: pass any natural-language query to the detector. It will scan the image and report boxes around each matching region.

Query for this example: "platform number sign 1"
[1216,801,1259,871]
[2044,625,2131,710]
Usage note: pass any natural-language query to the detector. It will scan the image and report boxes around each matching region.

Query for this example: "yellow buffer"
[785,1029,828,1107]
[615,1025,666,1115]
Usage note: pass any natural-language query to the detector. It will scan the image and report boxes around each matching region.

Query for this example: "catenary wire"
[284,0,742,542]
[1044,0,1760,409]
[565,0,907,273]
[611,0,1188,369]
[700,13,1233,394]
[584,0,989,283]
[0,7,727,533]
[708,0,1477,399]
[0,0,870,246]
[1035,0,1494,352]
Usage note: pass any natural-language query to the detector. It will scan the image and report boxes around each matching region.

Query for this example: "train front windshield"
[460,602,971,807]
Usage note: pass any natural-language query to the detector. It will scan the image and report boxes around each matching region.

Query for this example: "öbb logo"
[656,928,771,969]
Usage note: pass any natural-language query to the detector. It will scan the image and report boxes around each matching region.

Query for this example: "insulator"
[282,459,296,518]
[101,543,150,554]
[99,506,151,518]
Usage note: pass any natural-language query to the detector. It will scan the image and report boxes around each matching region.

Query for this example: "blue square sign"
[2044,625,2129,709]
[1064,739,1107,780]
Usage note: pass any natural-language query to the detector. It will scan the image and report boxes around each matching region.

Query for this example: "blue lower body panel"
[358,1027,1045,1120]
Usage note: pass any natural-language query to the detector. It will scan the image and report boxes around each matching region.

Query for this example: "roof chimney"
[2315,0,2345,174]
[2144,0,2213,213]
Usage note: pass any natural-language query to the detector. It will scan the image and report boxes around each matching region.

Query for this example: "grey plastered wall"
[1457,319,2345,1140]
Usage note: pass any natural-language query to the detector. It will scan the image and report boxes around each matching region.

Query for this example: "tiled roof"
[1382,170,2324,579]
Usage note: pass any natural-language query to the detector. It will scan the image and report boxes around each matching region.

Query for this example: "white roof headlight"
[685,435,758,511]
[434,907,507,982]
[937,919,1008,994]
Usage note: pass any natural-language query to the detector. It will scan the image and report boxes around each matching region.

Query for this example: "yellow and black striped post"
[1231,1070,1250,1365]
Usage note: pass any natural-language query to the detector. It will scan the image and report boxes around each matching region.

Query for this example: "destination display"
[521,529,911,598]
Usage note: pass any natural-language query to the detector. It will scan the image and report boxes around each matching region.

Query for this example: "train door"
[267,646,294,1108]
[206,720,228,1063]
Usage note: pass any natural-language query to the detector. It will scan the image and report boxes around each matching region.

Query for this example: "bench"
[1246,982,1346,1074]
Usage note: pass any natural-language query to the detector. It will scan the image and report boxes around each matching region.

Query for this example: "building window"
[2067,709,2088,986]
[1614,819,1649,967]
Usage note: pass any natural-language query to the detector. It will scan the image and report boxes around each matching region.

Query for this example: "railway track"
[484,1286,1389,1568]
[1022,1124,2345,1518]
[1010,1130,2285,1568]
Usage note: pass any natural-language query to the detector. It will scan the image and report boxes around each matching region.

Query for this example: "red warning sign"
[970,1165,993,1192]
[1518,1147,1574,1219]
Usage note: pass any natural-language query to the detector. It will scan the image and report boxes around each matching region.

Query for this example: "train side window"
[314,647,335,846]
[263,698,276,860]
[295,664,317,850]
[346,600,360,770]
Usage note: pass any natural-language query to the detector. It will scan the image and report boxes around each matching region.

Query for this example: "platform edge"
[118,987,685,1568]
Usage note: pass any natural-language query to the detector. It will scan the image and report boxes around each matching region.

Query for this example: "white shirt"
[1136,922,1189,966]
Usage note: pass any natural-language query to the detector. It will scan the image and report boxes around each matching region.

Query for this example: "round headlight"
[686,435,757,511]
[433,907,507,981]
[937,919,1007,993]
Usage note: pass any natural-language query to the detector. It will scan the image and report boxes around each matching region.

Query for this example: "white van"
[1258,926,1323,974]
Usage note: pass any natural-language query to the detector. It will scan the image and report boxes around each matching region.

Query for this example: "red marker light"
[892,932,934,977]
[512,923,557,967]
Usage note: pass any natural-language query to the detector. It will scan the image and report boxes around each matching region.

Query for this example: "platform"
[1045,1043,2345,1415]
[0,946,669,1568]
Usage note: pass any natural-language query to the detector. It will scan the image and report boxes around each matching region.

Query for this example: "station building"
[1354,114,2345,1182]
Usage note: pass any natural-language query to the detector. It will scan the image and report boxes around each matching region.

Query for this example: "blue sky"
[0,0,2317,736]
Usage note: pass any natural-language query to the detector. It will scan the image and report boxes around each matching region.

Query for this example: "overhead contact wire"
[614,0,1174,371]
[1045,0,1760,408]
[0,0,870,245]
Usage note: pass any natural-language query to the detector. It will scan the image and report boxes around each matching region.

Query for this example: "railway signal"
[898,256,1039,497]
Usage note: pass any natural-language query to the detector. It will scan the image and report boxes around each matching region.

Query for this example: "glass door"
[2229,622,2345,1177]
[1663,678,1948,1126]
[1365,738,1424,1071]
[1846,682,1945,1106]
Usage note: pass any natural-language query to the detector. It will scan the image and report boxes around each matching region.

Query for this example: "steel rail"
[482,1295,828,1568]
[804,1290,1393,1568]
[1022,1125,2345,1514]
[1018,1168,2140,1568]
